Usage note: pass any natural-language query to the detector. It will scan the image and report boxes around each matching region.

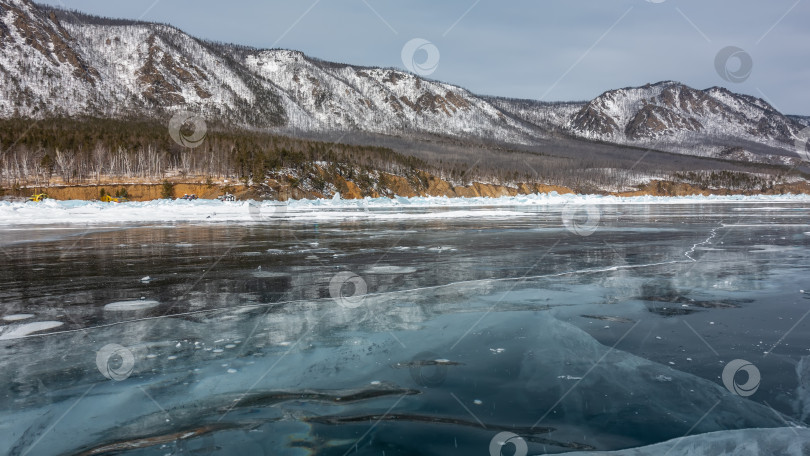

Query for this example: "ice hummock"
[562,428,810,455]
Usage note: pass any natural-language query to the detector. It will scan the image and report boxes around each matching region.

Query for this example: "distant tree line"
[673,170,777,192]
[0,118,428,189]
[0,117,799,195]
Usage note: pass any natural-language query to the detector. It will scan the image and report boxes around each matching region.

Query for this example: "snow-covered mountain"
[0,0,534,144]
[496,81,805,163]
[574,81,799,154]
[0,0,286,126]
[0,0,807,162]
[241,49,531,142]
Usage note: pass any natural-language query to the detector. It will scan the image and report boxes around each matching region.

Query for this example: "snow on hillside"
[561,82,802,160]
[243,50,537,143]
[487,97,584,132]
[492,81,808,164]
[0,0,807,163]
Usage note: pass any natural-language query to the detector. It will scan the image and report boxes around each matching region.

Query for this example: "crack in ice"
[684,224,723,262]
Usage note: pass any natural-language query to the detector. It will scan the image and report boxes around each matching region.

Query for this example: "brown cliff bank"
[10,170,810,202]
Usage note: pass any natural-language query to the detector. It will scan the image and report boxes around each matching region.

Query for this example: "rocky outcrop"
[137,35,187,105]
[571,104,620,136]
[624,104,702,139]
[5,1,98,83]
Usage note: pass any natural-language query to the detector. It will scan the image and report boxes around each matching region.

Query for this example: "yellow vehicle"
[101,195,127,203]
[28,193,48,202]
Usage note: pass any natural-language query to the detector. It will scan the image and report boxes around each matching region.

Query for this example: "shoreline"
[2,192,809,227]
[5,176,810,203]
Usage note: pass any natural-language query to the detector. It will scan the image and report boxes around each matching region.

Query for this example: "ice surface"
[0,285,801,455]
[1,201,808,454]
[563,428,810,455]
[0,193,808,226]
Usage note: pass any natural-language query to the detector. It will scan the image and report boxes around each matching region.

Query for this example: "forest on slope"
[1,117,808,200]
[0,118,426,186]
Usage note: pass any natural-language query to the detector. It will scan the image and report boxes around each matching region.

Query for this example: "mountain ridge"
[0,0,806,169]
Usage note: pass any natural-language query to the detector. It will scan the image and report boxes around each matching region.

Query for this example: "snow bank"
[0,193,808,226]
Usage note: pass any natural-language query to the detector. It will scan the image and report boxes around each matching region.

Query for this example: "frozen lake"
[1,199,810,455]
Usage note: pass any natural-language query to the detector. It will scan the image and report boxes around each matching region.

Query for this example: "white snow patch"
[2,314,35,322]
[252,271,292,278]
[0,321,64,340]
[364,265,417,275]
[104,300,160,311]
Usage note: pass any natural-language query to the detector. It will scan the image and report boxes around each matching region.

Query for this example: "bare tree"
[55,149,76,184]
[92,144,107,184]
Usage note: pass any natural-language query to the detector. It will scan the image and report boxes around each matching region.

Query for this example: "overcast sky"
[36,0,810,115]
